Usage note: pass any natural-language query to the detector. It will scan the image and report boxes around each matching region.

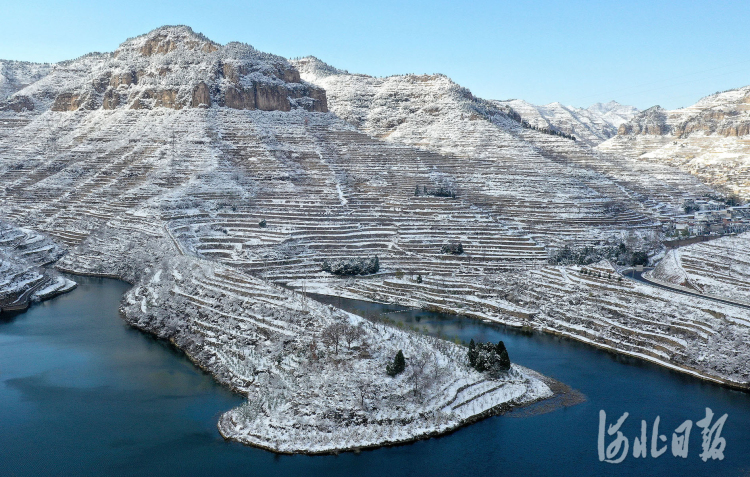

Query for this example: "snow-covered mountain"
[0,26,555,452]
[0,26,327,114]
[492,99,639,146]
[293,55,709,222]
[0,60,53,101]
[1,26,748,452]
[597,86,750,197]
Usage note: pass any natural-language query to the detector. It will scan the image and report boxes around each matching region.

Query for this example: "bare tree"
[355,379,370,409]
[343,322,364,350]
[407,351,432,399]
[320,322,345,355]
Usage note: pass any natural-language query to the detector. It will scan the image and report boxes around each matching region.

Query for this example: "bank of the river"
[2,277,749,476]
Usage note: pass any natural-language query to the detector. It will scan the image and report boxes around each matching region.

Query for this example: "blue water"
[0,277,748,476]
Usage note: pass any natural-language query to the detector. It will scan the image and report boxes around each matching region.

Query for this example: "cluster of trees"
[468,339,511,377]
[441,242,464,255]
[415,185,457,199]
[549,243,648,266]
[320,320,367,355]
[322,256,379,276]
[520,120,576,141]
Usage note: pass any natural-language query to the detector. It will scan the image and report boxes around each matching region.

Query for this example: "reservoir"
[1,276,748,476]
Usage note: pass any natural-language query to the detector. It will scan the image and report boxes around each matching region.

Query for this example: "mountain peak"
[116,25,219,57]
[292,56,350,78]
[1,26,328,113]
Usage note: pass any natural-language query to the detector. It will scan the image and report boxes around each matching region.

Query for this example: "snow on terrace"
[648,232,750,304]
[0,29,739,450]
[309,260,750,389]
[116,251,551,454]
[2,94,732,395]
[0,103,554,453]
[293,56,714,242]
[0,221,75,310]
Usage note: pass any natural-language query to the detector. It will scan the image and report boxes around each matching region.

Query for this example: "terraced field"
[2,25,748,453]
[648,232,750,305]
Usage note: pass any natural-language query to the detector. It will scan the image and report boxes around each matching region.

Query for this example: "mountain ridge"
[598,85,750,197]
[1,25,328,114]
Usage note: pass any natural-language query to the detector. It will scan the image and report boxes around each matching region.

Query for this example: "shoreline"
[307,288,750,393]
[50,266,746,457]
[0,273,77,314]
[216,364,579,456]
[52,266,579,456]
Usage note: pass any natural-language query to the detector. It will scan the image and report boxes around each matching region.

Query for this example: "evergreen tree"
[496,341,510,371]
[468,339,477,367]
[416,274,422,283]
[415,185,420,196]
[386,350,406,376]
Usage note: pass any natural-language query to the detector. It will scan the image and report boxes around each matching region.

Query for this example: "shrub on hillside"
[441,242,464,255]
[322,256,379,276]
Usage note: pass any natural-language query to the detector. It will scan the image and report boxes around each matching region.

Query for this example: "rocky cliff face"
[613,87,750,139]
[598,86,750,198]
[0,26,327,114]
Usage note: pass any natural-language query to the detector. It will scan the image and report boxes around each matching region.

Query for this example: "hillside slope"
[293,56,714,238]
[1,27,748,453]
[0,60,53,103]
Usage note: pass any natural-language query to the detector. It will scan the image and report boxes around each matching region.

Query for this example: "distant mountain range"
[598,86,750,197]
[492,99,639,146]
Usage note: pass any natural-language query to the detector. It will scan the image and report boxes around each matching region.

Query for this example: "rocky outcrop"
[111,71,137,88]
[51,92,94,111]
[0,95,34,112]
[137,31,219,57]
[130,89,182,110]
[6,26,327,115]
[191,82,211,108]
[102,89,120,110]
[92,73,111,93]
[224,85,256,110]
[291,86,328,112]
[255,82,290,111]
[672,108,750,138]
[617,106,671,135]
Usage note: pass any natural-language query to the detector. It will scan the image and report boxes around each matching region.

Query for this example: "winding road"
[620,266,750,310]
